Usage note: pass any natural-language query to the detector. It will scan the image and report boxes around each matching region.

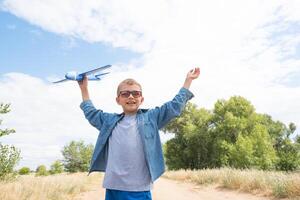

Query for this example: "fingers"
[82,75,87,82]
[78,78,84,84]
[194,67,200,75]
[187,67,200,80]
[189,67,200,75]
[78,75,88,87]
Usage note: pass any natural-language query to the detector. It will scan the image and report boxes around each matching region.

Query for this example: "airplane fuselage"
[65,72,99,81]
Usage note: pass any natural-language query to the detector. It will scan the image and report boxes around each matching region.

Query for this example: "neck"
[124,111,138,115]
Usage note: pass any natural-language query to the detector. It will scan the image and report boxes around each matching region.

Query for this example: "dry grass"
[0,172,103,200]
[163,168,300,199]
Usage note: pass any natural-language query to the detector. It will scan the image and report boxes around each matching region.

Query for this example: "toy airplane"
[53,65,111,83]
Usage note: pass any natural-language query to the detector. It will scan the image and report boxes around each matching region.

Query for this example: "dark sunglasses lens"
[120,91,130,98]
[132,91,141,97]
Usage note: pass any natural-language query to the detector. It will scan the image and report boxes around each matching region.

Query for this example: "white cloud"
[1,0,300,169]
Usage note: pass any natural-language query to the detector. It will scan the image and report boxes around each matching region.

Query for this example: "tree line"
[163,96,300,171]
[0,103,94,180]
[18,140,94,176]
[1,96,300,180]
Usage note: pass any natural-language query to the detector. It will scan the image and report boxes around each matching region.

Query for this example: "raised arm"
[78,75,90,101]
[78,76,107,130]
[183,67,200,89]
[151,67,200,129]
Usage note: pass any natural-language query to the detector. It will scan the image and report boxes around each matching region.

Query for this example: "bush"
[19,167,30,175]
[49,160,64,174]
[0,144,20,180]
[62,140,94,172]
[0,103,20,181]
[36,165,48,176]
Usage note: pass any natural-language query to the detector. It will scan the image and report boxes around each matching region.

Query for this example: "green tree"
[276,138,300,171]
[296,135,300,144]
[225,125,277,169]
[0,103,16,137]
[164,136,188,170]
[288,123,296,138]
[0,103,20,180]
[209,96,258,167]
[164,103,212,169]
[36,165,48,176]
[250,125,277,169]
[19,167,30,175]
[49,160,64,174]
[270,122,300,171]
[223,135,254,168]
[163,96,299,171]
[206,97,280,170]
[62,140,94,172]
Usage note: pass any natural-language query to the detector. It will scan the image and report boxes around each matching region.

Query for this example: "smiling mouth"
[126,102,136,105]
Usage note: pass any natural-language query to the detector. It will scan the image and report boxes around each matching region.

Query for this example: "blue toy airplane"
[53,65,111,83]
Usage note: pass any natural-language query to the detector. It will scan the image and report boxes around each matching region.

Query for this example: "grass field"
[1,169,299,199]
[0,173,102,200]
[163,168,300,199]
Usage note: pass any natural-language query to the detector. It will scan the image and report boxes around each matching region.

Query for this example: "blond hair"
[117,78,142,95]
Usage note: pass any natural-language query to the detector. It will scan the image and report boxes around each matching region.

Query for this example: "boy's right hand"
[78,75,88,91]
[78,76,90,101]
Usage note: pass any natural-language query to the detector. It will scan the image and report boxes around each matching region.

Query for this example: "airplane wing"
[95,72,110,78]
[79,65,112,76]
[52,79,69,84]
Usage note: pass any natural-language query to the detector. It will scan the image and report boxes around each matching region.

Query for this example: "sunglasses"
[119,90,142,98]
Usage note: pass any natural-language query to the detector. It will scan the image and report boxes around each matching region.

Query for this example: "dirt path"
[75,177,270,200]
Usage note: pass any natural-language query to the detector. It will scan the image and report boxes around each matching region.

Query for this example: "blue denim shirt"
[80,87,194,182]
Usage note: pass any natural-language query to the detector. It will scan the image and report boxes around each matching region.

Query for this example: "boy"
[78,67,200,200]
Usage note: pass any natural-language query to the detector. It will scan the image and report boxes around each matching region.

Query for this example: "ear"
[140,96,144,104]
[116,97,121,105]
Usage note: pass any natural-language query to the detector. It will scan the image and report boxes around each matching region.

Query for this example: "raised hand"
[186,67,200,80]
[183,67,200,89]
[78,75,88,90]
[78,76,90,101]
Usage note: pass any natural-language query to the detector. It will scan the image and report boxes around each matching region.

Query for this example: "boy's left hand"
[187,67,200,80]
[183,67,200,89]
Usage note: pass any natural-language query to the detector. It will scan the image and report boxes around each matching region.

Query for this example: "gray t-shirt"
[103,114,152,191]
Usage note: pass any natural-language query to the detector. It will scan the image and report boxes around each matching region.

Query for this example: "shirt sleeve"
[80,100,108,130]
[149,87,194,129]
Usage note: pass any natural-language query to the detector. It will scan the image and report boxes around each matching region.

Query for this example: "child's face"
[116,84,144,115]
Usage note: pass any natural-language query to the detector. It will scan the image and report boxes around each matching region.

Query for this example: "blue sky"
[0,11,140,78]
[0,0,299,170]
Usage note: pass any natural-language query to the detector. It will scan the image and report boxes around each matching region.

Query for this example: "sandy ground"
[74,177,270,200]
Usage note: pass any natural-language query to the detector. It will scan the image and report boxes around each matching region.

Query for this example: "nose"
[128,93,134,98]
